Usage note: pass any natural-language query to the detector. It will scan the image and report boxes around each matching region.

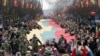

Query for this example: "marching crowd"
[0,19,42,56]
[53,15,100,56]
[0,14,100,56]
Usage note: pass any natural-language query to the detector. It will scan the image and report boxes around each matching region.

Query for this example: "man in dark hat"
[58,35,67,53]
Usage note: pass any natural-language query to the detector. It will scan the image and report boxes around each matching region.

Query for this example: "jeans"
[88,51,94,56]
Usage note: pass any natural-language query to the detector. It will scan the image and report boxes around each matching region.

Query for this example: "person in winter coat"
[19,37,29,56]
[58,35,67,53]
[30,34,42,54]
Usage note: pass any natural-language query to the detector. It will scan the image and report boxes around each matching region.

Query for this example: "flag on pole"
[0,15,3,29]
[0,0,3,5]
[95,0,98,5]
[14,0,18,6]
[21,0,25,8]
[30,3,33,9]
[3,0,7,6]
[98,0,100,7]
[85,0,89,7]
[33,4,36,9]
[81,1,84,8]
[91,0,96,5]
[26,3,29,8]
[36,3,39,8]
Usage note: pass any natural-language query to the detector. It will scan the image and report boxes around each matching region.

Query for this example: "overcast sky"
[42,0,75,16]
[42,0,75,10]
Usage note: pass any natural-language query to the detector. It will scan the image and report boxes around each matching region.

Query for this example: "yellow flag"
[3,0,7,6]
[30,4,33,9]
[91,0,96,5]
[22,0,25,8]
[81,1,84,8]
[99,0,100,7]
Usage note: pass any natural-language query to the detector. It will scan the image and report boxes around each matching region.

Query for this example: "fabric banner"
[91,0,96,4]
[98,0,100,7]
[3,0,7,6]
[0,15,3,29]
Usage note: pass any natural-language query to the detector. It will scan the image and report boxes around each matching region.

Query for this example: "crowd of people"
[0,14,100,56]
[53,15,100,56]
[0,19,42,56]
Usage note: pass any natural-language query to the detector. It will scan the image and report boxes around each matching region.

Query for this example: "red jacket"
[81,48,87,56]
[71,49,76,56]
[71,48,87,56]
